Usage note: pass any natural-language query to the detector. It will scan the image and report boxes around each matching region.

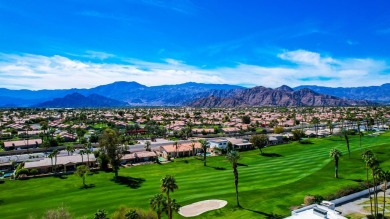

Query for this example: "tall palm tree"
[173,141,179,158]
[226,150,241,207]
[341,129,351,158]
[85,148,92,167]
[190,140,196,156]
[368,156,380,217]
[378,170,390,217]
[362,150,374,216]
[326,120,334,135]
[329,148,342,178]
[79,149,85,164]
[161,175,178,219]
[66,145,74,156]
[150,194,167,219]
[49,149,59,173]
[48,153,54,173]
[198,139,209,166]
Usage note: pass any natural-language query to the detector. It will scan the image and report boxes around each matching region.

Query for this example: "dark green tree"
[250,134,268,155]
[99,128,124,179]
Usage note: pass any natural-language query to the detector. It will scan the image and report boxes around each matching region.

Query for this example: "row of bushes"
[305,182,374,205]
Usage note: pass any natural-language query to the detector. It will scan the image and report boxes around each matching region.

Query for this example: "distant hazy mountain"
[294,84,390,103]
[189,85,374,107]
[0,81,244,107]
[0,81,385,107]
[35,93,128,108]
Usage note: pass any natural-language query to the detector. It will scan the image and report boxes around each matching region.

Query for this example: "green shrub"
[111,206,156,219]
[18,168,30,175]
[30,169,39,175]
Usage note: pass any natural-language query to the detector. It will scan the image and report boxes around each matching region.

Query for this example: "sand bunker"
[179,199,228,217]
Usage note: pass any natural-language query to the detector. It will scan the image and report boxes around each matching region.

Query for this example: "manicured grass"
[92,123,108,129]
[0,132,389,219]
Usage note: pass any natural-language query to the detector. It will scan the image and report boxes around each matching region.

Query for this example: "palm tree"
[66,145,74,156]
[79,149,85,164]
[150,194,167,219]
[378,170,390,217]
[85,148,92,167]
[310,117,320,137]
[49,149,59,173]
[161,175,178,219]
[48,153,54,173]
[368,157,380,217]
[326,120,334,135]
[362,150,374,216]
[329,148,342,178]
[198,139,209,166]
[173,141,179,158]
[145,141,152,152]
[190,140,196,156]
[226,150,241,207]
[341,129,351,158]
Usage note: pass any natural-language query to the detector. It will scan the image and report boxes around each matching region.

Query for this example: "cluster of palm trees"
[150,175,180,219]
[361,150,390,219]
[48,149,60,173]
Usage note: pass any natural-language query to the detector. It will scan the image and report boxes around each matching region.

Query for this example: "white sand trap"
[179,199,228,217]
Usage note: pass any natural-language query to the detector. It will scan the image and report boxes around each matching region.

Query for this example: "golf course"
[1,132,389,219]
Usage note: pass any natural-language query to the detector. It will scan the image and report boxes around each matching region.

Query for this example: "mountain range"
[294,84,390,103]
[189,85,373,107]
[0,81,387,107]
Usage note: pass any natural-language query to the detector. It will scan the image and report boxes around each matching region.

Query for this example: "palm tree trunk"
[203,151,206,166]
[234,168,240,207]
[167,191,171,219]
[335,159,339,178]
[383,184,386,219]
[345,135,350,158]
[372,170,377,218]
[367,167,373,216]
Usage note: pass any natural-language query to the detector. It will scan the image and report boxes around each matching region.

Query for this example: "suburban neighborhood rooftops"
[24,154,96,169]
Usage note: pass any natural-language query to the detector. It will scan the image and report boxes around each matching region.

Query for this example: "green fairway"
[1,132,389,219]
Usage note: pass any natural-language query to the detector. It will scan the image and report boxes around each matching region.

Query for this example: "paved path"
[336,191,389,216]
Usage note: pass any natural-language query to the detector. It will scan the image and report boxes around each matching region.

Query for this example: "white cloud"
[0,50,388,90]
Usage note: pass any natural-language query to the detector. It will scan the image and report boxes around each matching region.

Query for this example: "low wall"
[331,182,390,206]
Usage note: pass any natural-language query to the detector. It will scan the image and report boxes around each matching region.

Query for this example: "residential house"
[159,142,201,159]
[3,139,42,151]
[226,138,253,151]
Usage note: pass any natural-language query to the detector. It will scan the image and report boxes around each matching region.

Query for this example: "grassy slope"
[0,132,389,219]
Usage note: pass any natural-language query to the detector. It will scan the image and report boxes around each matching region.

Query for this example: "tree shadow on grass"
[243,208,284,219]
[0,200,4,205]
[237,163,248,167]
[54,175,68,180]
[79,184,95,190]
[112,176,145,189]
[349,179,364,183]
[261,153,282,157]
[206,165,227,171]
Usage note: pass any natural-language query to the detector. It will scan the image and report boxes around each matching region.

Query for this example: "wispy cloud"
[0,50,388,90]
[130,0,198,15]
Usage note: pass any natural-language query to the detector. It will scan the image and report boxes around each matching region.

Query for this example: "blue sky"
[0,0,389,90]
